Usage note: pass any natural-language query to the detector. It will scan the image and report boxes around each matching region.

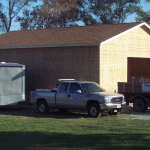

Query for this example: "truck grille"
[111,97,122,103]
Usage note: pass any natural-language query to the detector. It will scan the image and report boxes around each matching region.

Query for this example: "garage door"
[127,57,150,82]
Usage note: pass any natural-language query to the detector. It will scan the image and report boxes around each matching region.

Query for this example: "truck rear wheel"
[133,98,146,112]
[37,101,49,114]
[88,103,101,118]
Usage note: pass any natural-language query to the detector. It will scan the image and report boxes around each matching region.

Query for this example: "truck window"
[81,83,103,93]
[59,83,69,92]
[69,83,82,93]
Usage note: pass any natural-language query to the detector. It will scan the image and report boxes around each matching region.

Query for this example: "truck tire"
[88,103,101,118]
[58,108,69,113]
[133,98,146,112]
[37,101,49,114]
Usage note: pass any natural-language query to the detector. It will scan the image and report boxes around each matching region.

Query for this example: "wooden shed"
[0,22,150,99]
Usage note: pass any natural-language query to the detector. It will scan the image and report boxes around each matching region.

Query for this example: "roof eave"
[101,22,149,46]
[0,43,101,49]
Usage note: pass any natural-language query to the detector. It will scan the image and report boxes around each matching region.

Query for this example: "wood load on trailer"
[118,77,150,112]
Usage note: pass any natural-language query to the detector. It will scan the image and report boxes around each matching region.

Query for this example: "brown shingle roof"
[0,22,143,48]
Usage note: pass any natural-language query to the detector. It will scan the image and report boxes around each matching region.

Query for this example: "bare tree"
[0,0,37,33]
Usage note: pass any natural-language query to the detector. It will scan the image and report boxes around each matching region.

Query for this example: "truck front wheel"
[133,98,146,112]
[37,101,49,114]
[88,103,101,118]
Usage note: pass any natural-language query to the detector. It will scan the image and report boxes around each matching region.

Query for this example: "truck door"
[68,83,85,109]
[56,83,70,108]
[56,83,85,109]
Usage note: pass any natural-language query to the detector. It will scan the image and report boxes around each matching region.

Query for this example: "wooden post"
[132,77,134,93]
[124,94,129,105]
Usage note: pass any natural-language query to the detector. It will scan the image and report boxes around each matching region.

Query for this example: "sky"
[126,1,150,23]
[1,0,150,31]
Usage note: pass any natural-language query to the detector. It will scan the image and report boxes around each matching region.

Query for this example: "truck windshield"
[81,83,104,93]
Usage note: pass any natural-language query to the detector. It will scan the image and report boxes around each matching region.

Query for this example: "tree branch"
[11,0,29,20]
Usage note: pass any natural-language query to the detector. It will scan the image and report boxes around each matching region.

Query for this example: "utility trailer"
[118,77,150,112]
[0,62,25,106]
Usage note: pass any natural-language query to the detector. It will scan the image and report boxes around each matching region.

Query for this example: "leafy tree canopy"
[84,0,141,24]
[18,0,143,30]
[17,0,83,29]
[135,0,150,25]
[0,0,149,31]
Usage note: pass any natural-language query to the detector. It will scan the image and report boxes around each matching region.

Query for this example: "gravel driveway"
[121,103,150,120]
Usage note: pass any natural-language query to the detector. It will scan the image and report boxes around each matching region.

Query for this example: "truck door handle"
[67,95,70,97]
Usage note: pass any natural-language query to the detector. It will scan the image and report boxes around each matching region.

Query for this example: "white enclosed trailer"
[0,62,25,105]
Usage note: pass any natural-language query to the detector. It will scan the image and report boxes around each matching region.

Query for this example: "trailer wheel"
[37,101,49,114]
[87,103,101,118]
[133,98,146,112]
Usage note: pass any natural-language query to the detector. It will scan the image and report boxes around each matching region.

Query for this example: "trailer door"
[0,65,25,105]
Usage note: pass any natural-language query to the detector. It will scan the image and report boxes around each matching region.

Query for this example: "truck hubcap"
[90,107,97,116]
[136,101,142,108]
[39,104,45,112]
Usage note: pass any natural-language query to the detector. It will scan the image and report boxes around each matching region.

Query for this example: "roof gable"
[101,22,150,45]
[0,22,148,49]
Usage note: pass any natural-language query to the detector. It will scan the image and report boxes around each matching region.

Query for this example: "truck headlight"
[102,97,110,103]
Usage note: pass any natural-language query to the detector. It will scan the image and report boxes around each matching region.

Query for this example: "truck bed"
[118,77,150,94]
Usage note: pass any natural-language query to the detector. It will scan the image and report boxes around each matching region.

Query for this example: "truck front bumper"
[100,101,126,112]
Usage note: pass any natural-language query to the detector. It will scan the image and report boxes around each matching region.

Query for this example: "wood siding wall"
[100,25,150,92]
[0,46,100,100]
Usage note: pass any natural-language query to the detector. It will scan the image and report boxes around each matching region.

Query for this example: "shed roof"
[0,22,148,49]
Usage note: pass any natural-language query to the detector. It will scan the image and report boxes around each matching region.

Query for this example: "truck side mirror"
[76,90,82,94]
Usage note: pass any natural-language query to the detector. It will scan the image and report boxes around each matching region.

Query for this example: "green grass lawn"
[0,107,150,150]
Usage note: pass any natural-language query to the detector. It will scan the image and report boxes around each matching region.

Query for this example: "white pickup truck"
[30,79,126,118]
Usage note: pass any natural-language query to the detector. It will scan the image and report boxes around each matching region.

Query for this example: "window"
[69,83,82,93]
[59,83,69,92]
[81,83,103,93]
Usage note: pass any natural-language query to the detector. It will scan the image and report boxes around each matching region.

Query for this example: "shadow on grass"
[0,106,111,119]
[0,106,88,119]
[0,131,150,150]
